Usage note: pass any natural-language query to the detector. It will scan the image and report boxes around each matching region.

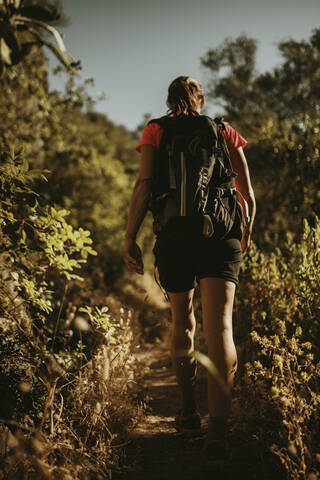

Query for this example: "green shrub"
[0,148,97,319]
[0,51,148,284]
[0,149,143,478]
[231,218,320,479]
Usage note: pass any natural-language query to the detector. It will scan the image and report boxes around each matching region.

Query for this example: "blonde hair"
[166,76,204,116]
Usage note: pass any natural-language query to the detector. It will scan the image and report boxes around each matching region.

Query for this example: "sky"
[48,0,320,131]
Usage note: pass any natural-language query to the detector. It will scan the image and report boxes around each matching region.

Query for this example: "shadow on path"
[114,343,239,480]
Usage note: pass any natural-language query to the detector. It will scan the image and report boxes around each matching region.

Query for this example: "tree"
[201,29,320,130]
[201,35,258,128]
[201,29,320,247]
[0,0,80,73]
[0,49,148,283]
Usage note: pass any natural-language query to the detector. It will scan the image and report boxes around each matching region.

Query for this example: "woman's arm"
[230,146,256,252]
[122,144,155,274]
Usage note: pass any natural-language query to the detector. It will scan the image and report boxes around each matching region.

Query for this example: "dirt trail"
[115,341,236,480]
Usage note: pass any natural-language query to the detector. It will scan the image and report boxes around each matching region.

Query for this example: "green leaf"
[68,273,84,281]
[21,156,29,173]
[87,247,97,256]
[11,271,19,281]
[0,37,11,65]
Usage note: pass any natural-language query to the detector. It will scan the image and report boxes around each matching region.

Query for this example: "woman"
[122,76,256,461]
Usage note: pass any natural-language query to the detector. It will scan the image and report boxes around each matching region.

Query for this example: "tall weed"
[231,218,320,480]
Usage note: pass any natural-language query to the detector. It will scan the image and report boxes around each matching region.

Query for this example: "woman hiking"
[122,76,256,463]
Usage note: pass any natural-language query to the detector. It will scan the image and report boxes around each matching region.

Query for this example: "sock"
[207,416,228,441]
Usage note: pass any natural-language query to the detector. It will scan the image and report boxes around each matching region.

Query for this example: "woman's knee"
[168,290,195,327]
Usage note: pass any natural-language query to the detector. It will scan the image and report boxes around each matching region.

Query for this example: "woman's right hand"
[230,147,256,253]
[122,238,144,275]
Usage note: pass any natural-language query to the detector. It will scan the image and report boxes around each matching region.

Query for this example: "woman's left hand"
[122,238,144,275]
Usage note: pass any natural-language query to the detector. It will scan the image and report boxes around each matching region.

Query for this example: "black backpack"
[148,114,246,244]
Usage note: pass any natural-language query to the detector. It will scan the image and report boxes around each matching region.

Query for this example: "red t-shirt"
[136,118,247,154]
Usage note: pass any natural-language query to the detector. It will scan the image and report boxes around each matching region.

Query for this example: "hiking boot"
[174,409,201,434]
[202,438,229,467]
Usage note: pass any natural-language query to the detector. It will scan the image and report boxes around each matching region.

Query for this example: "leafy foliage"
[0,48,153,283]
[0,148,97,318]
[0,3,151,478]
[201,28,320,249]
[249,112,320,247]
[201,28,320,127]
[0,148,143,478]
[0,0,80,73]
[0,296,142,479]
[230,219,320,479]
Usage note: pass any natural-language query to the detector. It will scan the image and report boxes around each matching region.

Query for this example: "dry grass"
[0,276,147,480]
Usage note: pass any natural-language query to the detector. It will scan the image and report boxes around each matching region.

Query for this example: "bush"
[230,218,320,480]
[0,51,150,284]
[0,150,144,479]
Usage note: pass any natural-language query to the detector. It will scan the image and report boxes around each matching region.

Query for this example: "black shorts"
[152,234,243,293]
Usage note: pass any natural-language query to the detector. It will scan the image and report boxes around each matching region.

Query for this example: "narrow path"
[115,341,236,480]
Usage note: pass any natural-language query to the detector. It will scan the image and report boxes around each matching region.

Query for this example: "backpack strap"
[235,190,250,227]
[193,149,217,207]
[148,115,178,191]
[213,116,227,130]
[212,117,250,227]
[147,114,172,128]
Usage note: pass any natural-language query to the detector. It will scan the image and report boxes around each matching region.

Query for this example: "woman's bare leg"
[199,277,237,420]
[167,289,197,414]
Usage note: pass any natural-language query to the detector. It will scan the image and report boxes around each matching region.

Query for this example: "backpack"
[148,114,247,244]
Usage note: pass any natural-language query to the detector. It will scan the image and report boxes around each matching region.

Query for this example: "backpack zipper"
[180,151,187,216]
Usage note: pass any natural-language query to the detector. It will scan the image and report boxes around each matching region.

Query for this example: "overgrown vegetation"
[201,28,320,480]
[201,28,320,249]
[231,222,320,479]
[0,2,147,478]
[0,145,144,479]
[0,47,154,283]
